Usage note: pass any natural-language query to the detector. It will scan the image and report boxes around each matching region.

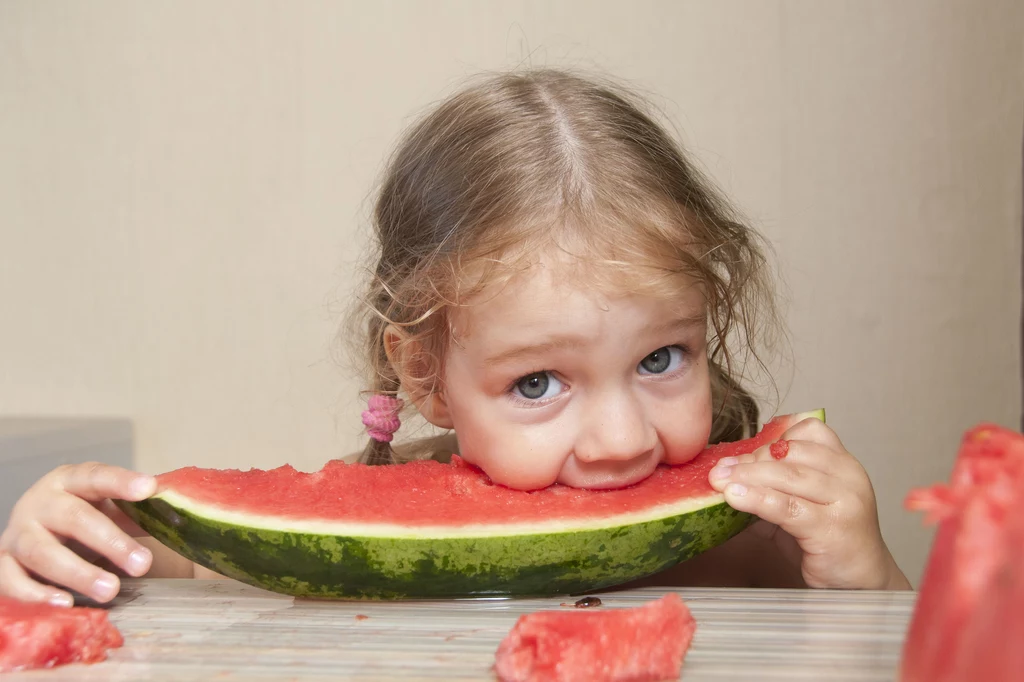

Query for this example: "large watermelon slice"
[494,593,696,682]
[0,597,124,672]
[900,423,1024,682]
[117,409,823,600]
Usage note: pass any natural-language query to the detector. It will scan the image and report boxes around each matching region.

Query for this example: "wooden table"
[11,579,915,681]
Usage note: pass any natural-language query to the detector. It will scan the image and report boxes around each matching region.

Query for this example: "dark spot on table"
[560,596,602,608]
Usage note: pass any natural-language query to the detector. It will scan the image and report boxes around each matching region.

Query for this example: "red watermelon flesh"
[0,597,124,672]
[494,593,695,682]
[901,424,1024,682]
[154,413,806,526]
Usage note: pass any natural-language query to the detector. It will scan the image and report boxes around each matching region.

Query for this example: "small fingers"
[41,497,152,577]
[782,417,844,451]
[55,462,156,503]
[9,524,122,603]
[0,551,74,606]
[716,438,846,476]
[710,459,837,505]
[720,483,825,541]
[96,498,149,537]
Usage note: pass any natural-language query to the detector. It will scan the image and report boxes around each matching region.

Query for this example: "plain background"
[1,0,1022,586]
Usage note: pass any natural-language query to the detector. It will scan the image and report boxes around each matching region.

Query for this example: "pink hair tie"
[362,395,404,443]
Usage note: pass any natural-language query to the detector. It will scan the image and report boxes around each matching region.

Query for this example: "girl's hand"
[708,417,911,590]
[0,463,157,605]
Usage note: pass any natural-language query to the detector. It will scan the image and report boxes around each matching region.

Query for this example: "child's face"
[434,256,713,490]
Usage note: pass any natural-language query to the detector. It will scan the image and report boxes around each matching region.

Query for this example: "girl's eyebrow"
[485,335,588,366]
[645,313,707,336]
[484,314,705,366]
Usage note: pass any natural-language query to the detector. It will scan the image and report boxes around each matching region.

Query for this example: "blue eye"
[638,346,684,375]
[512,372,563,400]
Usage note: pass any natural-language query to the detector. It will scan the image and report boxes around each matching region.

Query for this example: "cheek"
[439,338,568,491]
[446,396,568,491]
[660,376,713,465]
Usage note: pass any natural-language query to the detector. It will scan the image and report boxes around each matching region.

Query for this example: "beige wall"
[1,0,1022,585]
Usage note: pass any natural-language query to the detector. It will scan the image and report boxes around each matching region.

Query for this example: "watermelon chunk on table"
[0,597,124,672]
[900,423,1024,682]
[494,593,695,682]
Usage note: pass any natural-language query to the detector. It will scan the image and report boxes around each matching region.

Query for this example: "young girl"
[0,69,911,606]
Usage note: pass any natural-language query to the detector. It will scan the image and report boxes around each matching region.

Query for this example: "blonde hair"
[350,69,781,464]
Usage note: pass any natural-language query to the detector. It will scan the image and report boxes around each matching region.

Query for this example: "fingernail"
[128,548,151,575]
[130,476,156,498]
[726,483,748,497]
[93,575,118,601]
[49,594,74,607]
[717,456,738,467]
[710,465,732,480]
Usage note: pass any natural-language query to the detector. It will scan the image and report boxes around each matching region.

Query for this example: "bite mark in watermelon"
[900,423,1024,682]
[117,410,823,600]
[0,598,124,672]
[494,593,695,682]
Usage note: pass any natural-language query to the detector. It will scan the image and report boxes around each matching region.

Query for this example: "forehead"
[448,248,706,341]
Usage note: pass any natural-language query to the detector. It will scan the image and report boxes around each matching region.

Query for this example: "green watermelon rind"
[116,408,823,600]
[116,494,751,599]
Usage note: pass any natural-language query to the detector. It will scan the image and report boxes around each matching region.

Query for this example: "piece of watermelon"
[117,409,824,600]
[0,597,124,672]
[494,593,695,682]
[900,423,1024,682]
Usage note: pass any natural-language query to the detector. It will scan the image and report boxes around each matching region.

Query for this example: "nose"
[573,388,657,463]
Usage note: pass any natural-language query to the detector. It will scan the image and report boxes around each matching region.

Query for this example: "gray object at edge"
[0,417,133,530]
